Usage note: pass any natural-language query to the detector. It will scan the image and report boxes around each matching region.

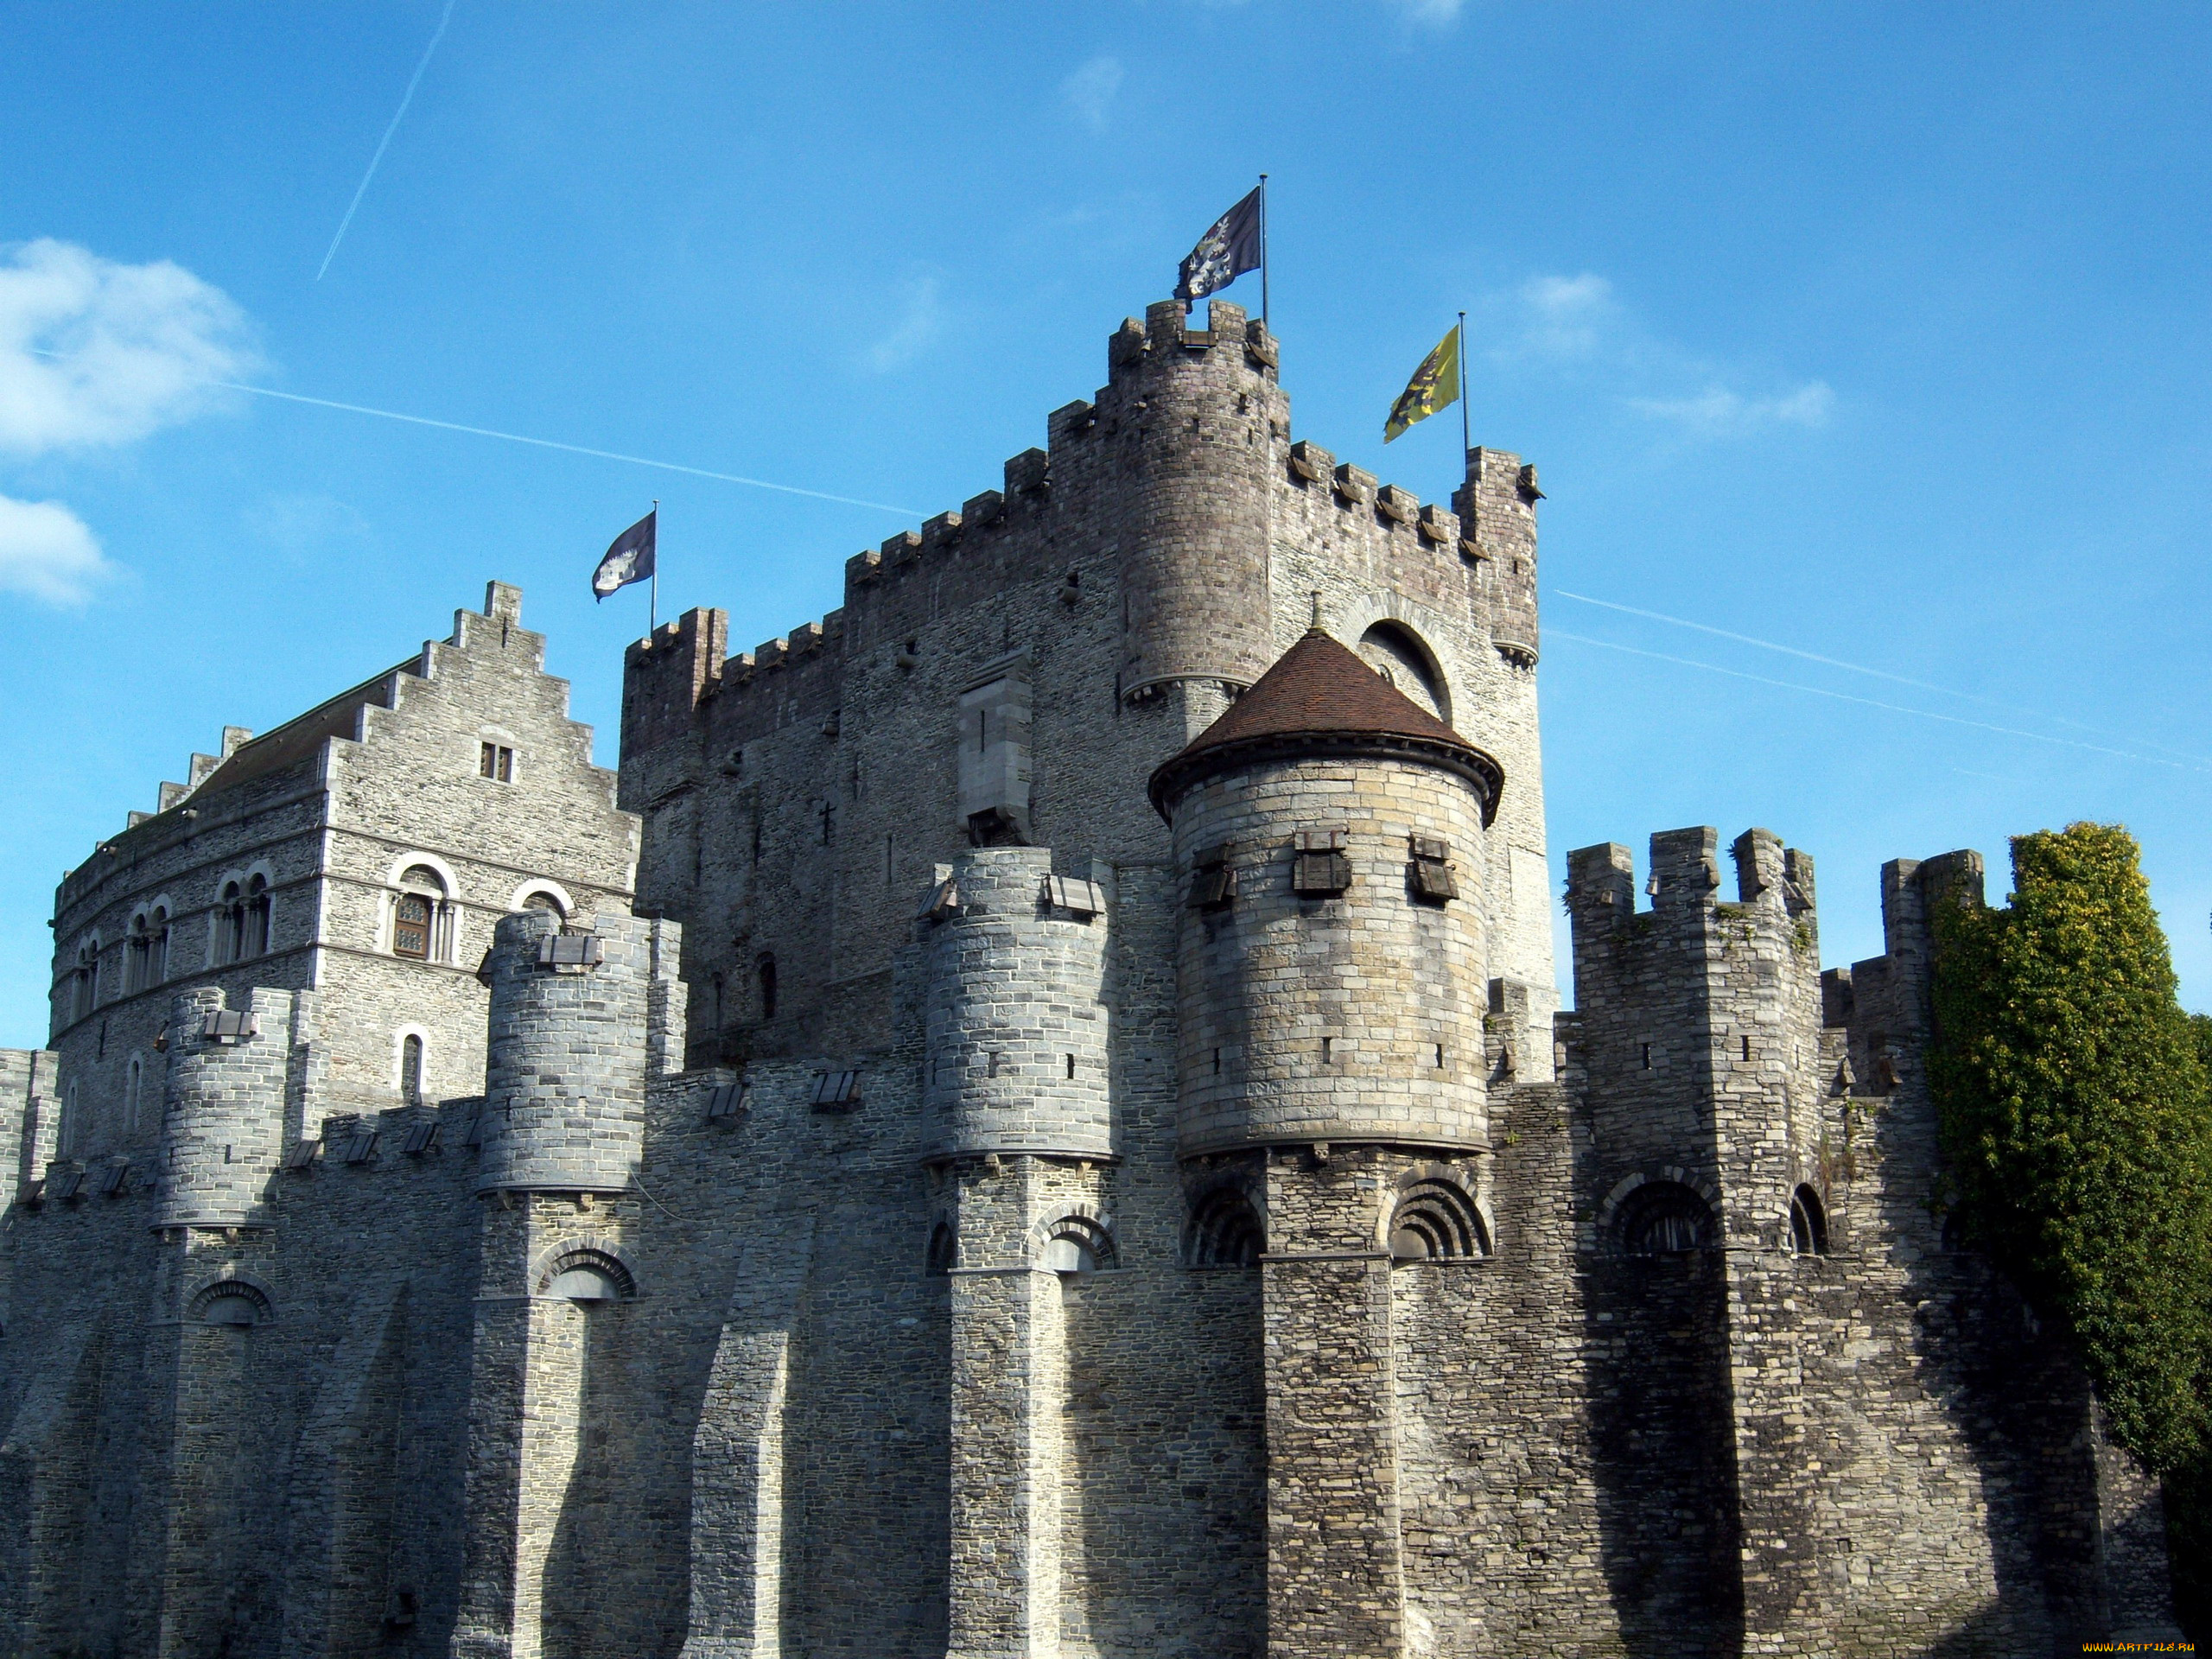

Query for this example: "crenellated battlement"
[620,295,1504,756]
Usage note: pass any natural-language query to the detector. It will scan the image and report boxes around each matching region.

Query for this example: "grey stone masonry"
[0,291,2190,1659]
[1170,756,1492,1156]
[923,846,1113,1160]
[478,908,680,1193]
[156,984,302,1230]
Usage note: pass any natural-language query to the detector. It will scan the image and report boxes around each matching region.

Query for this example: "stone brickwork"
[923,846,1113,1161]
[0,291,2183,1658]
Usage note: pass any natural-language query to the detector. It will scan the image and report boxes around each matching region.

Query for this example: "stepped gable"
[181,664,411,804]
[1148,626,1504,821]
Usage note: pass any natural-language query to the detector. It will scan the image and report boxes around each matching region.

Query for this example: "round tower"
[156,985,293,1229]
[1099,297,1287,703]
[477,909,666,1194]
[922,845,1112,1160]
[1149,629,1503,1157]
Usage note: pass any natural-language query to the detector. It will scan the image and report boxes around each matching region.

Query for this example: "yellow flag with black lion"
[1384,323,1461,442]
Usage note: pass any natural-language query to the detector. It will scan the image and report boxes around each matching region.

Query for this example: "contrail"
[209,378,925,515]
[1547,628,2212,775]
[317,0,458,281]
[1553,588,2212,766]
[25,346,925,513]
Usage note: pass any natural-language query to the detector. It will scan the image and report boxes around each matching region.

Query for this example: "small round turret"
[156,986,292,1229]
[1105,298,1287,702]
[922,846,1112,1160]
[1151,630,1503,1157]
[477,910,664,1194]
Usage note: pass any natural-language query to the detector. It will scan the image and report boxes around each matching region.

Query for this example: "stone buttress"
[454,908,683,1659]
[137,985,302,1658]
[920,846,1115,1659]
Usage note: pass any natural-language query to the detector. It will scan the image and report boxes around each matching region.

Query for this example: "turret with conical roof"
[1152,627,1503,1158]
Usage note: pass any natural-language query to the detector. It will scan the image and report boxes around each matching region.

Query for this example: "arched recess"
[1028,1205,1116,1274]
[188,1275,276,1326]
[531,1243,638,1304]
[1184,1182,1267,1267]
[925,1216,958,1275]
[1387,1166,1493,1261]
[1357,620,1452,725]
[1610,1179,1716,1257]
[506,878,575,918]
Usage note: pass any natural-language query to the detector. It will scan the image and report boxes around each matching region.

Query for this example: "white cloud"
[1478,267,1836,441]
[1630,381,1835,435]
[0,238,256,454]
[1385,0,1463,23]
[862,276,945,374]
[1513,272,1618,359]
[1061,56,1125,132]
[0,493,115,605]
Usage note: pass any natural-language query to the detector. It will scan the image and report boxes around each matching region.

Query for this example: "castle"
[0,296,2183,1658]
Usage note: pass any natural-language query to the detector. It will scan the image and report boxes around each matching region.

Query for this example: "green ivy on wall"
[1925,823,2212,1637]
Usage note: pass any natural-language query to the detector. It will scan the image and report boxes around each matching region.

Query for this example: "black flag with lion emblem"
[592,509,657,600]
[1173,187,1262,304]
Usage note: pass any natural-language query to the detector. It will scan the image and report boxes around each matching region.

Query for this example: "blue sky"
[3,1,2209,1045]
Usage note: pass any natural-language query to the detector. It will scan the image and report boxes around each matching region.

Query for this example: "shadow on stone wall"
[1584,1249,1745,1659]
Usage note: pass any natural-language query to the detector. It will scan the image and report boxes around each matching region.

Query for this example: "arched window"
[400,1034,424,1105]
[1789,1185,1829,1256]
[125,1057,144,1134]
[520,889,566,919]
[1620,1182,1713,1256]
[926,1218,957,1275]
[1357,621,1450,723]
[757,955,777,1021]
[126,914,150,992]
[1389,1178,1490,1261]
[72,942,98,1021]
[59,1080,82,1157]
[149,906,168,985]
[217,881,245,963]
[393,866,448,962]
[1184,1186,1266,1267]
[243,874,270,957]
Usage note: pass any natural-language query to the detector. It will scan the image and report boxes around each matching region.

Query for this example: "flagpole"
[1258,174,1269,327]
[1457,312,1470,463]
[650,499,658,634]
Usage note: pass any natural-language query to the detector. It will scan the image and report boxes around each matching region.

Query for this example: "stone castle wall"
[0,293,2182,1658]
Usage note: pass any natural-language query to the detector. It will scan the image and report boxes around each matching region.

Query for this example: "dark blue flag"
[1174,187,1262,304]
[592,509,656,600]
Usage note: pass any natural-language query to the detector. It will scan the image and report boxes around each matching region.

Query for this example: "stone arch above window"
[1029,1205,1116,1274]
[1357,620,1451,725]
[507,878,575,919]
[188,1275,275,1326]
[1184,1182,1266,1267]
[531,1243,638,1303]
[1789,1184,1830,1256]
[1388,1167,1491,1261]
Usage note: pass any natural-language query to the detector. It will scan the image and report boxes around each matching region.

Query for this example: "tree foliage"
[1926,823,2212,1475]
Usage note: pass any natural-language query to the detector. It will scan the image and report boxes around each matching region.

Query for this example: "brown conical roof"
[1147,629,1503,820]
